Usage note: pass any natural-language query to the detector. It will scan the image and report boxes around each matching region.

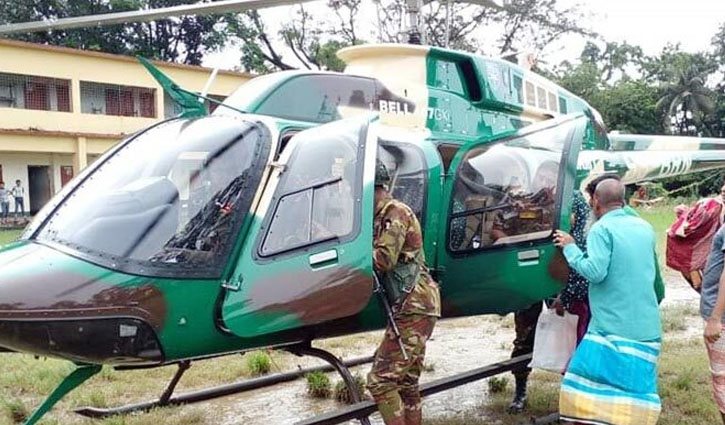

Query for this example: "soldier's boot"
[374,390,407,425]
[507,375,528,414]
[401,393,422,425]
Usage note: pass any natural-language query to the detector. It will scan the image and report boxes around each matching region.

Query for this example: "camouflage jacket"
[374,192,441,317]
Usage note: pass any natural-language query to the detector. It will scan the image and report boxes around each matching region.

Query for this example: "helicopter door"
[220,117,376,338]
[436,114,587,317]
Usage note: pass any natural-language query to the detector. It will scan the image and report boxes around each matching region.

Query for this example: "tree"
[0,0,232,65]
[579,41,644,83]
[232,0,592,72]
[597,80,664,135]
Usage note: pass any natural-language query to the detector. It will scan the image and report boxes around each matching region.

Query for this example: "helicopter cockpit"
[31,116,271,278]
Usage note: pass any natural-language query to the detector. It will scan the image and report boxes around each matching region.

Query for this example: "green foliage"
[305,371,332,399]
[554,37,724,136]
[245,351,272,376]
[0,0,231,65]
[658,169,723,198]
[333,374,366,404]
[3,399,28,424]
[487,376,507,394]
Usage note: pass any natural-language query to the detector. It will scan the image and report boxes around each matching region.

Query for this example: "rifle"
[373,272,409,361]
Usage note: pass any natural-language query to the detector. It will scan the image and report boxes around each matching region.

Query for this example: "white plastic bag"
[530,307,578,373]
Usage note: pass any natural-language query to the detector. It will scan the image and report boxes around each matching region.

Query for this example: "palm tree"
[656,65,716,135]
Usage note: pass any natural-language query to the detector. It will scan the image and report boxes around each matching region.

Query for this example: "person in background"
[700,214,725,424]
[0,182,8,224]
[551,190,591,343]
[10,179,24,218]
[555,179,662,425]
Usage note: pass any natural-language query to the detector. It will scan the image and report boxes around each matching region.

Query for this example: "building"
[0,39,253,215]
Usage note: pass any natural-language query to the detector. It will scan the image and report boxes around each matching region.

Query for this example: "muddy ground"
[186,271,700,425]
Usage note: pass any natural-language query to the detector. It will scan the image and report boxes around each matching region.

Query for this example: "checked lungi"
[559,331,661,425]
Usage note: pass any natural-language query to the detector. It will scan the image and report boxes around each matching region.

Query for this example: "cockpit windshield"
[35,116,270,278]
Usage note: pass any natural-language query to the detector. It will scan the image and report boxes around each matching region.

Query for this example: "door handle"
[309,249,338,268]
[517,249,540,265]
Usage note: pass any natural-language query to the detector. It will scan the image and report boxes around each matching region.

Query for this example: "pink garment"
[705,329,725,413]
[568,300,590,345]
[667,197,725,278]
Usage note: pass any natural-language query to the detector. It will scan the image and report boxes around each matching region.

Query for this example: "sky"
[202,0,725,72]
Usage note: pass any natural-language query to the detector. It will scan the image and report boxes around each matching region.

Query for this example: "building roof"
[0,38,255,79]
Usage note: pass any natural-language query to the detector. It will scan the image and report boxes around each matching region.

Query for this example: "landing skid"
[75,353,373,419]
[295,354,534,425]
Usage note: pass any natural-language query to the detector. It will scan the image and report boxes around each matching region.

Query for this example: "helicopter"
[2,1,725,425]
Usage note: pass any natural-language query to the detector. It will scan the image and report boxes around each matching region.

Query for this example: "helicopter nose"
[0,242,165,365]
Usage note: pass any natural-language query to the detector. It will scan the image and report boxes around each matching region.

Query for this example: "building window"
[0,72,71,112]
[81,82,156,118]
[60,166,74,187]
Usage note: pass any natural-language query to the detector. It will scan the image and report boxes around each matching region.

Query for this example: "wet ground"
[200,271,702,425]
[211,314,515,425]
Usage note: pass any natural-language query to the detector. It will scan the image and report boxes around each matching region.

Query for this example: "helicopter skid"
[75,354,374,419]
[295,354,535,425]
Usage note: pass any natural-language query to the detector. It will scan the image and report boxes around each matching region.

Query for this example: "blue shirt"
[701,225,725,322]
[563,208,662,341]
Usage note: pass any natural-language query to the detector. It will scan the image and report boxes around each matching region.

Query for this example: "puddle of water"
[202,316,516,425]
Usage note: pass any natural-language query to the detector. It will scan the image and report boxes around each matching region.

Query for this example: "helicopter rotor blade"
[0,0,320,35]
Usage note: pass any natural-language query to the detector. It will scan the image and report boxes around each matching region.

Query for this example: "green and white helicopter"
[1,1,724,424]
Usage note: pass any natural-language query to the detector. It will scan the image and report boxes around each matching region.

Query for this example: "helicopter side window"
[259,120,365,257]
[449,122,572,252]
[378,141,427,225]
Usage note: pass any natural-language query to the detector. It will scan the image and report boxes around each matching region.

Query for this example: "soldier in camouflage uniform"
[367,160,441,425]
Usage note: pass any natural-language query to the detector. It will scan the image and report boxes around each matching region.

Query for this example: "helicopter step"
[75,353,373,419]
[295,354,533,425]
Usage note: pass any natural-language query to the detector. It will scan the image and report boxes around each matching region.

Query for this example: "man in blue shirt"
[553,179,662,425]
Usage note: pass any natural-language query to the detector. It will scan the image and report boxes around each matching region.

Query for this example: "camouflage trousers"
[367,313,437,425]
[511,301,543,379]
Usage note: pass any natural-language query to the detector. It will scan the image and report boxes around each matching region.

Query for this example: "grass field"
[0,229,21,247]
[0,202,719,425]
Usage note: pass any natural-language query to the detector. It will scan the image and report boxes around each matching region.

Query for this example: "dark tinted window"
[256,75,377,124]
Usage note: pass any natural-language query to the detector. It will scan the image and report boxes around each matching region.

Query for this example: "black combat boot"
[507,375,528,414]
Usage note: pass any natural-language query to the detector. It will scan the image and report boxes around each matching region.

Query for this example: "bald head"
[593,179,625,216]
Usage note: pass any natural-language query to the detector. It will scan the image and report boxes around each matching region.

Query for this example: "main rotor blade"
[0,0,320,35]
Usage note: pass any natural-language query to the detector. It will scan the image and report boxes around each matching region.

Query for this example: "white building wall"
[0,151,74,213]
